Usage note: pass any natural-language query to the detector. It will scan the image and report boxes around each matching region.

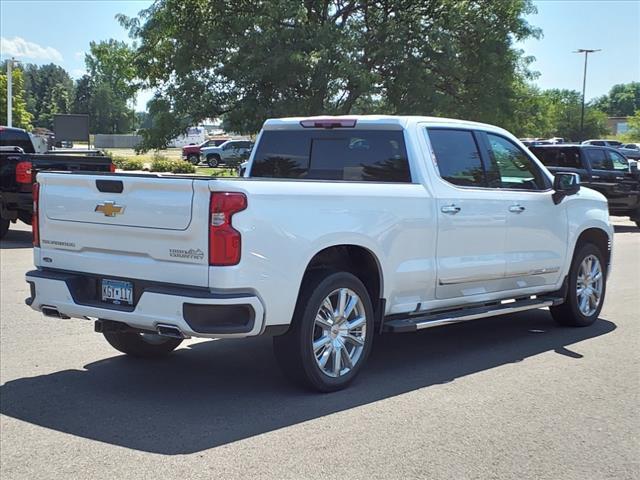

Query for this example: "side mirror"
[552,172,581,204]
[629,159,638,174]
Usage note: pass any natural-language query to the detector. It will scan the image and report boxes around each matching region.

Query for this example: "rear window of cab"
[250,130,411,182]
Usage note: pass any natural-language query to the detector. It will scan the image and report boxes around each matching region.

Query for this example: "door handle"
[509,204,526,213]
[441,204,461,214]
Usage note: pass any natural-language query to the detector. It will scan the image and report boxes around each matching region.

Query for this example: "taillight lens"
[16,161,33,183]
[32,183,40,247]
[209,192,247,266]
[109,163,116,173]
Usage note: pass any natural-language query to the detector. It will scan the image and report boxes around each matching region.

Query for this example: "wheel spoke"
[340,347,353,369]
[343,295,359,320]
[337,289,348,318]
[315,314,333,331]
[318,344,333,368]
[313,335,331,353]
[347,315,366,331]
[580,293,589,314]
[343,334,364,347]
[322,297,334,316]
[333,346,342,375]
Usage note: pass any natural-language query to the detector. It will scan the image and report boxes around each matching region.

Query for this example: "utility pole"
[6,57,13,127]
[574,49,601,140]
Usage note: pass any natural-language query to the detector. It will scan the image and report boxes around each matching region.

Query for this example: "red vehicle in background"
[182,138,230,164]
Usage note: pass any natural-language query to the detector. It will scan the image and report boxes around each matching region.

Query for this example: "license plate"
[101,279,133,305]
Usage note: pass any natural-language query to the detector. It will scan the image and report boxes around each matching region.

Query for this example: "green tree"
[22,63,75,129]
[622,110,640,142]
[118,0,540,150]
[592,82,640,117]
[540,89,608,141]
[0,66,34,129]
[72,39,139,133]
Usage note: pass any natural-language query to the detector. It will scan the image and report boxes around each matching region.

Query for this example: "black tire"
[207,154,220,167]
[103,330,183,358]
[0,218,9,239]
[550,243,606,327]
[273,271,375,392]
[187,153,199,165]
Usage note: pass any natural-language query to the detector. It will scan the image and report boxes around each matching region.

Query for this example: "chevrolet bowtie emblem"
[95,201,125,217]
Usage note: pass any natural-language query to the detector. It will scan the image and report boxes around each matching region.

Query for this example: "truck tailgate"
[36,172,211,287]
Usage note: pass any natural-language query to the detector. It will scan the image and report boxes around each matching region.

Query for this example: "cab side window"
[427,129,486,187]
[486,134,547,190]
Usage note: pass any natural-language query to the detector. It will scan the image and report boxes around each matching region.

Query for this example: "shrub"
[150,158,173,172]
[149,158,196,174]
[120,158,145,170]
[170,160,196,174]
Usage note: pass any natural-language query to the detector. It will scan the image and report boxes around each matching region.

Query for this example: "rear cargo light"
[32,183,40,247]
[300,118,357,129]
[16,161,33,183]
[109,162,117,173]
[209,192,247,266]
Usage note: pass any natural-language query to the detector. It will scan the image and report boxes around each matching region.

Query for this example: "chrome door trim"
[438,267,560,286]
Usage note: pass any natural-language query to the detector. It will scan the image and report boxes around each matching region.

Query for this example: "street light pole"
[574,49,601,140]
[7,57,13,127]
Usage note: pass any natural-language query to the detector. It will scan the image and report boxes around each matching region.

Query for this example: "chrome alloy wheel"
[312,288,367,378]
[576,254,603,316]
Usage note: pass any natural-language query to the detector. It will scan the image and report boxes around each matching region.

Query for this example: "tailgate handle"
[96,180,123,193]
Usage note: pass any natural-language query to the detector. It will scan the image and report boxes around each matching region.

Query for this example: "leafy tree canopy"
[72,39,139,133]
[118,0,540,150]
[592,82,640,117]
[0,65,34,130]
[22,63,75,129]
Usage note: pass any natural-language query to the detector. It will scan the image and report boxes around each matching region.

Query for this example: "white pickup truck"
[26,116,613,391]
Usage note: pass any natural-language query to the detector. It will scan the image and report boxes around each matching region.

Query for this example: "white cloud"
[74,51,85,59]
[0,36,63,62]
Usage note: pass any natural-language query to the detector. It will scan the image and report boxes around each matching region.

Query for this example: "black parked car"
[1,126,114,238]
[530,144,640,227]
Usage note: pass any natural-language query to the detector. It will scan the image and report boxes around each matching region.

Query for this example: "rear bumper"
[25,269,265,338]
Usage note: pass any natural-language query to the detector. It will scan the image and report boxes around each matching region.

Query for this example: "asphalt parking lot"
[1,220,638,480]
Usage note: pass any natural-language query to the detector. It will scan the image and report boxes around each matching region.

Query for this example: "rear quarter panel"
[208,179,436,327]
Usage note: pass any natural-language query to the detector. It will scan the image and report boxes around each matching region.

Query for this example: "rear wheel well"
[300,245,383,313]
[575,228,610,265]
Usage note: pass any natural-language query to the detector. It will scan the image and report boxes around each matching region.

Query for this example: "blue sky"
[1,0,639,111]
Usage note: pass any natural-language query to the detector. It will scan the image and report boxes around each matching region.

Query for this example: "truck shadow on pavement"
[0,310,615,455]
[0,229,33,249]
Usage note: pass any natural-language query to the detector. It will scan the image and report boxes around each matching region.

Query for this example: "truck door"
[424,127,510,300]
[481,132,567,288]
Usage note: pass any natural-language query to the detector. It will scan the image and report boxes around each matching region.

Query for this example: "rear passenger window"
[427,129,485,187]
[251,130,411,182]
[586,149,609,170]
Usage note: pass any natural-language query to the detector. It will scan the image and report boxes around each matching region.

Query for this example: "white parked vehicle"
[200,139,253,167]
[26,116,613,391]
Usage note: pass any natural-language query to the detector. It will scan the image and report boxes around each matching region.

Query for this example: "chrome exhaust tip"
[41,306,71,319]
[156,324,185,339]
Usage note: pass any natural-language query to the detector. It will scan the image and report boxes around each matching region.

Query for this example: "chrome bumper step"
[383,296,564,333]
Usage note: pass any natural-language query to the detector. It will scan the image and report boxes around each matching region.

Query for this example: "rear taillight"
[109,163,116,173]
[209,192,247,266]
[32,183,40,247]
[16,161,33,183]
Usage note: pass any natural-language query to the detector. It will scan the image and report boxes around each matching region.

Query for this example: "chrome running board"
[383,296,563,333]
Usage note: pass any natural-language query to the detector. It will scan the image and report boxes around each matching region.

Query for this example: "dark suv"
[530,144,640,227]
